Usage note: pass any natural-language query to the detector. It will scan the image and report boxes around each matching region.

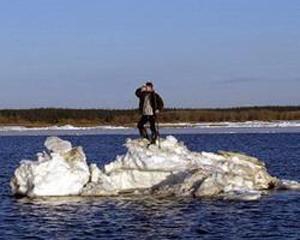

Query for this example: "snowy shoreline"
[0,125,130,132]
[1,120,300,132]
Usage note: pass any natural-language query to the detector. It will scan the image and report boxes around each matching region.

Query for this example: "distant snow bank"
[160,120,300,128]
[1,121,300,132]
[0,125,129,132]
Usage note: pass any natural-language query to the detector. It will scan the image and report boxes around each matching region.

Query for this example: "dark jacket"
[135,88,164,115]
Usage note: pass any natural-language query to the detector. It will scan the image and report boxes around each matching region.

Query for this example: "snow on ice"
[10,136,300,200]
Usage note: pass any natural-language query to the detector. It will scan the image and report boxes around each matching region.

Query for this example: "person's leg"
[137,115,149,140]
[149,116,158,143]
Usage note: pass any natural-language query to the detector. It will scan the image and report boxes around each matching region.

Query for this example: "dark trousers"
[137,115,157,141]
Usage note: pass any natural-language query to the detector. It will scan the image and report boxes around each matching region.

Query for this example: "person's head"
[145,82,154,92]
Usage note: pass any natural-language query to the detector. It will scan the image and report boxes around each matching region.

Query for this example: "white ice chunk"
[44,136,72,154]
[11,138,90,197]
[10,135,299,200]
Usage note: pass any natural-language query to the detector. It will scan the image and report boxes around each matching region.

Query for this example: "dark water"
[1,133,300,239]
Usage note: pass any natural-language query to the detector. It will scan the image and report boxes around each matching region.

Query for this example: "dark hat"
[145,82,153,87]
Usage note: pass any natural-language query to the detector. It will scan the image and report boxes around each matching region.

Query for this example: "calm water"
[1,133,300,239]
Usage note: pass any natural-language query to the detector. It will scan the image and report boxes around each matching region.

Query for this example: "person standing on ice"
[135,82,164,144]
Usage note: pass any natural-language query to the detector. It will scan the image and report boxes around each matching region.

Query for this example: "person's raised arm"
[135,85,146,97]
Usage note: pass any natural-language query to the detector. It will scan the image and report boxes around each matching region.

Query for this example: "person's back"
[135,82,164,144]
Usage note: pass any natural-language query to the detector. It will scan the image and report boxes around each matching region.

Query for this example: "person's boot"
[150,133,157,145]
[139,128,149,140]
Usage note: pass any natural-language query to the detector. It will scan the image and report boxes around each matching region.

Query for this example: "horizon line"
[0,104,299,111]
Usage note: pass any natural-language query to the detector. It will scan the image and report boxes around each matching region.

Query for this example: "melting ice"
[10,136,300,200]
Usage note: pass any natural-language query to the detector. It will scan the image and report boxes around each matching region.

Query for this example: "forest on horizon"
[0,106,299,127]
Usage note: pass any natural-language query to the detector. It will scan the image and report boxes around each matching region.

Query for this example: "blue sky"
[0,0,299,108]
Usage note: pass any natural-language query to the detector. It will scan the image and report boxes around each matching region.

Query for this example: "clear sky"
[0,0,299,109]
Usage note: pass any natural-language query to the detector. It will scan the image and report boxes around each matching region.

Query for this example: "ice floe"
[10,136,300,200]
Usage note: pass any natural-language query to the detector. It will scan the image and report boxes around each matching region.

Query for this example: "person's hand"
[141,85,146,92]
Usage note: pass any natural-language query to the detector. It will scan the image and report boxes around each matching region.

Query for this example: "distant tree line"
[0,106,299,126]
